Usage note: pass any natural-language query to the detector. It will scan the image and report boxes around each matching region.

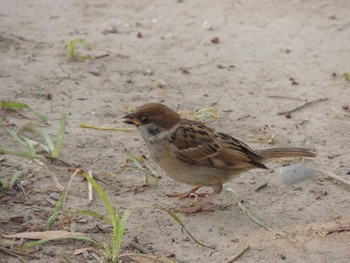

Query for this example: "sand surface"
[1,0,350,262]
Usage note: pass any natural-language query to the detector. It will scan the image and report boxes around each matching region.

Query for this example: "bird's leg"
[176,184,223,213]
[165,185,208,199]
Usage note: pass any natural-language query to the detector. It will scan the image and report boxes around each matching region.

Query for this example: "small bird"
[123,103,315,212]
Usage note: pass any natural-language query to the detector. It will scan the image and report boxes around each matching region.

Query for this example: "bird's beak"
[122,112,141,126]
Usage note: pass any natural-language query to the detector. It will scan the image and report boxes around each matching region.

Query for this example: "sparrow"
[123,103,315,212]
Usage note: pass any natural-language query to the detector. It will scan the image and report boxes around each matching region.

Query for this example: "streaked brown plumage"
[123,103,315,212]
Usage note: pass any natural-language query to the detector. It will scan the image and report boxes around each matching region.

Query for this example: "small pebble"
[181,68,190,74]
[165,251,176,258]
[203,20,212,30]
[89,68,101,76]
[19,180,29,186]
[211,37,219,44]
[285,112,292,119]
[270,165,318,185]
[341,104,349,110]
[144,69,153,76]
[49,192,61,200]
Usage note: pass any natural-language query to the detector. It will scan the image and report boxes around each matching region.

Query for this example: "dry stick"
[27,166,43,178]
[88,169,93,203]
[0,247,25,263]
[52,74,71,89]
[220,244,250,263]
[63,169,82,208]
[119,253,175,263]
[267,95,303,101]
[296,123,326,145]
[128,241,151,254]
[255,182,268,192]
[320,170,350,187]
[331,108,350,117]
[277,98,328,115]
[0,247,39,262]
[226,188,295,241]
[34,160,64,191]
[324,222,350,235]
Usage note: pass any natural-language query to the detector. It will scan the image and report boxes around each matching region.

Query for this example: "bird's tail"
[257,147,316,159]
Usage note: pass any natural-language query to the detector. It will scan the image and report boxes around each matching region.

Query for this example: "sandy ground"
[1,0,350,262]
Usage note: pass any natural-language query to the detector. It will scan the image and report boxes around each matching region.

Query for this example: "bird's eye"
[140,115,150,124]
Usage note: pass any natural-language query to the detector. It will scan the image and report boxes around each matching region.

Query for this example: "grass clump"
[0,100,66,160]
[81,171,131,262]
[67,38,90,60]
[0,101,66,191]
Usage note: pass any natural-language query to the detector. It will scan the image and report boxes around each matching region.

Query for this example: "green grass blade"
[46,194,64,230]
[1,127,37,159]
[0,148,33,159]
[16,238,56,251]
[81,172,115,222]
[104,240,111,260]
[235,197,285,236]
[0,101,29,109]
[28,126,55,155]
[156,207,207,247]
[0,101,48,122]
[72,236,101,246]
[21,137,37,159]
[16,236,98,251]
[125,149,159,182]
[68,40,75,59]
[112,211,119,263]
[2,127,28,148]
[112,209,131,262]
[75,210,112,225]
[135,206,206,247]
[29,108,48,122]
[52,113,66,159]
[226,188,287,237]
[7,169,28,190]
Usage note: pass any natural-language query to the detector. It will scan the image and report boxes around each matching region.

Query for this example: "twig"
[319,170,350,187]
[0,247,25,262]
[220,244,250,263]
[45,156,79,167]
[63,169,81,208]
[255,183,268,192]
[118,253,176,263]
[52,74,71,89]
[34,159,64,191]
[18,182,28,199]
[88,169,93,203]
[226,188,293,240]
[277,98,328,115]
[331,108,350,117]
[128,241,151,254]
[267,95,303,101]
[27,166,43,178]
[0,246,39,262]
[296,123,326,145]
[323,222,350,235]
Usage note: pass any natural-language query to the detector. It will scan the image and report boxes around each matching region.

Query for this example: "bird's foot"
[165,185,208,199]
[172,194,217,213]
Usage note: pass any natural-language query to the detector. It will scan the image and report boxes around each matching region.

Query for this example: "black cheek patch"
[148,126,162,136]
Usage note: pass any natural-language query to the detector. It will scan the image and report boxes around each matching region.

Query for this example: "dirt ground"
[1,0,350,262]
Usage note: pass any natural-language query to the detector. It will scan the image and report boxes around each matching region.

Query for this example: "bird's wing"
[170,120,267,170]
